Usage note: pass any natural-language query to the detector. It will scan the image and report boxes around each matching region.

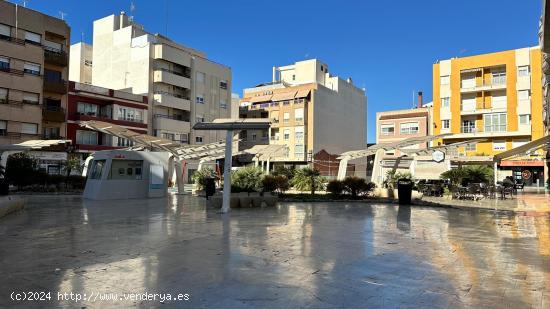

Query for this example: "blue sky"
[19,0,542,143]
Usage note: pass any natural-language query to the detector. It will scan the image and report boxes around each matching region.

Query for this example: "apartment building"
[376,92,431,153]
[69,12,231,146]
[0,1,70,144]
[69,42,92,84]
[67,81,148,156]
[239,59,366,175]
[433,47,545,186]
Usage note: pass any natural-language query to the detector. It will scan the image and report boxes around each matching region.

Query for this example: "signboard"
[150,164,164,189]
[432,150,445,163]
[29,151,67,161]
[522,170,532,180]
[500,160,544,167]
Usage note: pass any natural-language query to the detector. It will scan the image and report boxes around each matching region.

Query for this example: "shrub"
[192,167,217,190]
[274,175,290,194]
[272,166,295,180]
[327,180,344,196]
[343,177,375,198]
[262,175,278,193]
[231,166,264,193]
[291,167,326,195]
[66,175,87,189]
[5,153,38,187]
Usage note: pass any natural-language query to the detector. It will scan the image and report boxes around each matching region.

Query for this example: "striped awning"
[271,91,297,101]
[295,89,311,98]
[249,94,273,103]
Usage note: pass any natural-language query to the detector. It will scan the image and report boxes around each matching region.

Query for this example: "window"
[0,24,10,39]
[24,31,41,45]
[283,129,290,140]
[400,122,419,134]
[295,108,304,122]
[220,80,228,89]
[22,92,39,104]
[484,113,507,132]
[518,90,530,101]
[196,72,205,83]
[441,97,450,108]
[21,122,38,134]
[461,73,476,88]
[44,127,60,139]
[23,62,40,76]
[84,60,92,67]
[77,102,99,116]
[118,107,143,122]
[461,94,476,111]
[295,126,304,140]
[117,137,134,147]
[76,130,98,145]
[513,139,529,148]
[220,99,227,109]
[380,124,394,135]
[491,91,507,109]
[0,56,9,70]
[44,69,61,82]
[196,115,205,123]
[196,95,204,104]
[442,119,450,129]
[440,75,450,85]
[252,133,256,141]
[519,114,531,125]
[89,160,106,180]
[292,74,295,81]
[518,66,530,77]
[162,133,175,141]
[109,160,143,180]
[461,119,476,133]
[465,143,476,152]
[179,133,188,144]
[195,136,203,143]
[492,69,506,85]
[0,120,7,136]
[294,144,304,157]
[283,112,290,123]
[0,88,7,103]
[493,140,506,151]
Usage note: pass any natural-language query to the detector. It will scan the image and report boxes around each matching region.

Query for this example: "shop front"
[500,160,545,187]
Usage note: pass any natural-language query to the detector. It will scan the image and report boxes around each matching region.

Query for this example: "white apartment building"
[240,59,366,176]
[69,42,92,84]
[71,12,232,145]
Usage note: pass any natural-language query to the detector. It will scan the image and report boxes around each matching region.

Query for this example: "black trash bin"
[205,177,216,199]
[397,178,413,205]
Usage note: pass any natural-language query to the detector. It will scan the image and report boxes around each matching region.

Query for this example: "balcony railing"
[44,47,68,66]
[154,67,191,78]
[43,79,67,94]
[0,34,25,45]
[43,134,65,140]
[153,114,189,122]
[461,126,477,133]
[0,67,24,76]
[43,106,66,122]
[154,91,190,101]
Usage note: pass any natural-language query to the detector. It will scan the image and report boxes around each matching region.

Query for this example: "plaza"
[1,195,550,308]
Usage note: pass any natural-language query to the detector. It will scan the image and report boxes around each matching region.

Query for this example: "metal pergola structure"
[0,139,71,171]
[336,134,488,184]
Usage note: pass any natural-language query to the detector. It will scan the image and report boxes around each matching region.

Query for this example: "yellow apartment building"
[433,47,545,186]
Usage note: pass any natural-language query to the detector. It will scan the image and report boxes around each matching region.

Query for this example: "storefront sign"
[522,170,532,180]
[500,160,544,167]
[29,151,67,161]
[432,150,445,163]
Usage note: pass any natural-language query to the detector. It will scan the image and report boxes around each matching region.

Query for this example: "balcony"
[44,47,68,66]
[42,106,66,122]
[460,78,507,93]
[0,34,25,45]
[153,69,190,88]
[43,79,67,94]
[153,114,191,132]
[43,134,65,140]
[153,92,191,111]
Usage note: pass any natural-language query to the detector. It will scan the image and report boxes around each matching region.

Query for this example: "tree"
[5,152,38,187]
[463,165,493,184]
[440,168,467,187]
[291,167,325,195]
[63,154,82,177]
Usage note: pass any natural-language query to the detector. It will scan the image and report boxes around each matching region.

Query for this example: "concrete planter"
[373,188,422,200]
[208,192,279,209]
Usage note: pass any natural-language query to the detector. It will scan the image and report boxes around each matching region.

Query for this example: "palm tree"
[292,167,322,195]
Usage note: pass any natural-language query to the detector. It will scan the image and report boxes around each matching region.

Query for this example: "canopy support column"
[221,130,233,213]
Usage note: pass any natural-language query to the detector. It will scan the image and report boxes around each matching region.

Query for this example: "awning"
[461,68,482,73]
[244,144,288,161]
[249,94,273,103]
[271,91,297,101]
[295,89,311,99]
[494,135,550,161]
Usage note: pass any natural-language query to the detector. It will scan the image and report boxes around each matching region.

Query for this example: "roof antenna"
[129,1,135,22]
[59,11,67,21]
[164,0,169,36]
[22,0,28,7]
[81,31,84,42]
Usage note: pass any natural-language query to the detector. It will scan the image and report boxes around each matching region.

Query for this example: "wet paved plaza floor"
[1,195,550,308]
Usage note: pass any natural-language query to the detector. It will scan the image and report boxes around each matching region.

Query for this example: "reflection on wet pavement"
[1,195,550,308]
